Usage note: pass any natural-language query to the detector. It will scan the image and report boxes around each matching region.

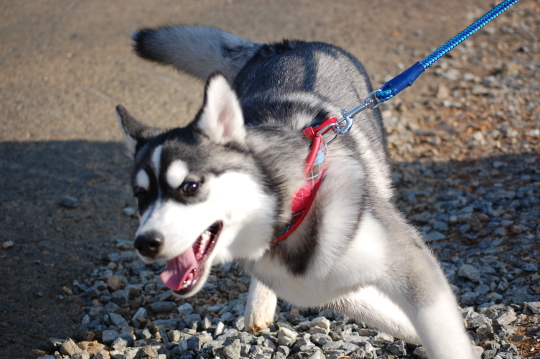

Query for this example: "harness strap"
[274,117,338,243]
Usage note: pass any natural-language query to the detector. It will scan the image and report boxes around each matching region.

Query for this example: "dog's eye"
[134,187,148,202]
[180,182,199,195]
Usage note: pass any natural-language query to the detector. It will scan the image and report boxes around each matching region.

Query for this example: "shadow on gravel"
[0,141,137,359]
[0,140,538,358]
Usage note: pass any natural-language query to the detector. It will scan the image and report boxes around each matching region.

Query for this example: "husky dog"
[117,26,474,358]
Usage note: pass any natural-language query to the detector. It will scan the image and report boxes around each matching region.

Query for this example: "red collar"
[274,117,338,243]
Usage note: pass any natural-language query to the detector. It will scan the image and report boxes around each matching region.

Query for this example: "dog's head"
[117,74,276,297]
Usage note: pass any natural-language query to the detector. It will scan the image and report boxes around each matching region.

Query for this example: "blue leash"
[333,0,521,135]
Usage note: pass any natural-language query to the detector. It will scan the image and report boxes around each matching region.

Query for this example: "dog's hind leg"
[328,286,421,345]
[380,248,475,359]
[387,279,475,359]
[244,277,277,333]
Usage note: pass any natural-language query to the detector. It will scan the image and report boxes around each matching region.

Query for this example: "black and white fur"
[117,26,475,358]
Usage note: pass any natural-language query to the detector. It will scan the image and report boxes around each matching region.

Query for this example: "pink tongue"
[160,247,198,291]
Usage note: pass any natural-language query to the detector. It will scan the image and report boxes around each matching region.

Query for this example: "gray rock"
[234,316,245,331]
[288,312,307,325]
[102,330,119,344]
[110,289,129,306]
[152,318,183,330]
[425,230,446,242]
[317,309,335,320]
[412,346,428,359]
[433,220,449,232]
[178,303,194,315]
[199,316,211,331]
[149,301,177,313]
[324,349,345,359]
[153,290,173,302]
[59,195,78,208]
[466,313,490,329]
[109,312,129,328]
[111,336,129,350]
[95,350,111,359]
[310,333,332,347]
[522,262,538,272]
[526,324,540,333]
[292,338,316,353]
[176,339,188,353]
[458,264,481,282]
[42,337,65,352]
[338,342,360,353]
[277,345,290,357]
[239,342,252,356]
[71,351,90,359]
[126,285,142,296]
[223,339,241,359]
[322,340,343,351]
[513,286,537,303]
[167,330,182,343]
[371,332,394,347]
[310,326,328,335]
[60,338,82,356]
[307,350,326,359]
[104,302,126,315]
[309,316,331,330]
[206,303,225,313]
[387,340,407,356]
[460,291,480,305]
[142,344,159,358]
[187,335,202,351]
[495,311,517,326]
[341,334,370,346]
[525,301,540,314]
[485,349,500,359]
[215,321,225,337]
[476,322,494,337]
[474,283,490,294]
[183,313,202,325]
[158,327,169,345]
[220,312,236,323]
[132,307,148,328]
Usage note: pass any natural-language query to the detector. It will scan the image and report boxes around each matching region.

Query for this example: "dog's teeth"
[182,279,192,289]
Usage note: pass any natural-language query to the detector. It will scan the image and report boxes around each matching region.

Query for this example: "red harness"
[274,117,338,243]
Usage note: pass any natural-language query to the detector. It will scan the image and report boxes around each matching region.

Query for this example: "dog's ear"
[116,105,161,158]
[196,73,246,146]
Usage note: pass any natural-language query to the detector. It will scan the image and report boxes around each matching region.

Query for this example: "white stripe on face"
[151,145,163,179]
[135,169,150,190]
[166,160,189,189]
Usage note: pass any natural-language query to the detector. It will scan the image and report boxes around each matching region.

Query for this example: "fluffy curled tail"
[132,26,261,83]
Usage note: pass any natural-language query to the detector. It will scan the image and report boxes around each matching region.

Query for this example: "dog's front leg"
[244,277,277,333]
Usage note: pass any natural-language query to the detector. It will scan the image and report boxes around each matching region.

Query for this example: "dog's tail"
[132,26,261,83]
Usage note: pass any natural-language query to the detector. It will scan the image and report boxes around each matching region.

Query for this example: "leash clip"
[334,89,382,134]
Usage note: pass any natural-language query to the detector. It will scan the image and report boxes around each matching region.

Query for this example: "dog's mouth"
[159,222,222,296]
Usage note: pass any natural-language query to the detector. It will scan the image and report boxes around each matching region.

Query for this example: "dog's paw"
[244,278,277,333]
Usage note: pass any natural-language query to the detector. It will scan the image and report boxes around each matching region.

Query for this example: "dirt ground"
[0,0,532,358]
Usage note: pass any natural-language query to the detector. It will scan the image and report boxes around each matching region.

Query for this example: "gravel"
[38,2,540,358]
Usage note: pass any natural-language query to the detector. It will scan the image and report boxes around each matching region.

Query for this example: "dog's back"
[133,26,391,199]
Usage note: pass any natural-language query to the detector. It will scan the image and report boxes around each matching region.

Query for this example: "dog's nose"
[134,231,164,258]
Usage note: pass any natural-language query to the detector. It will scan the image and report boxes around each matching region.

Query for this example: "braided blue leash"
[376,0,520,102]
[333,0,520,133]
